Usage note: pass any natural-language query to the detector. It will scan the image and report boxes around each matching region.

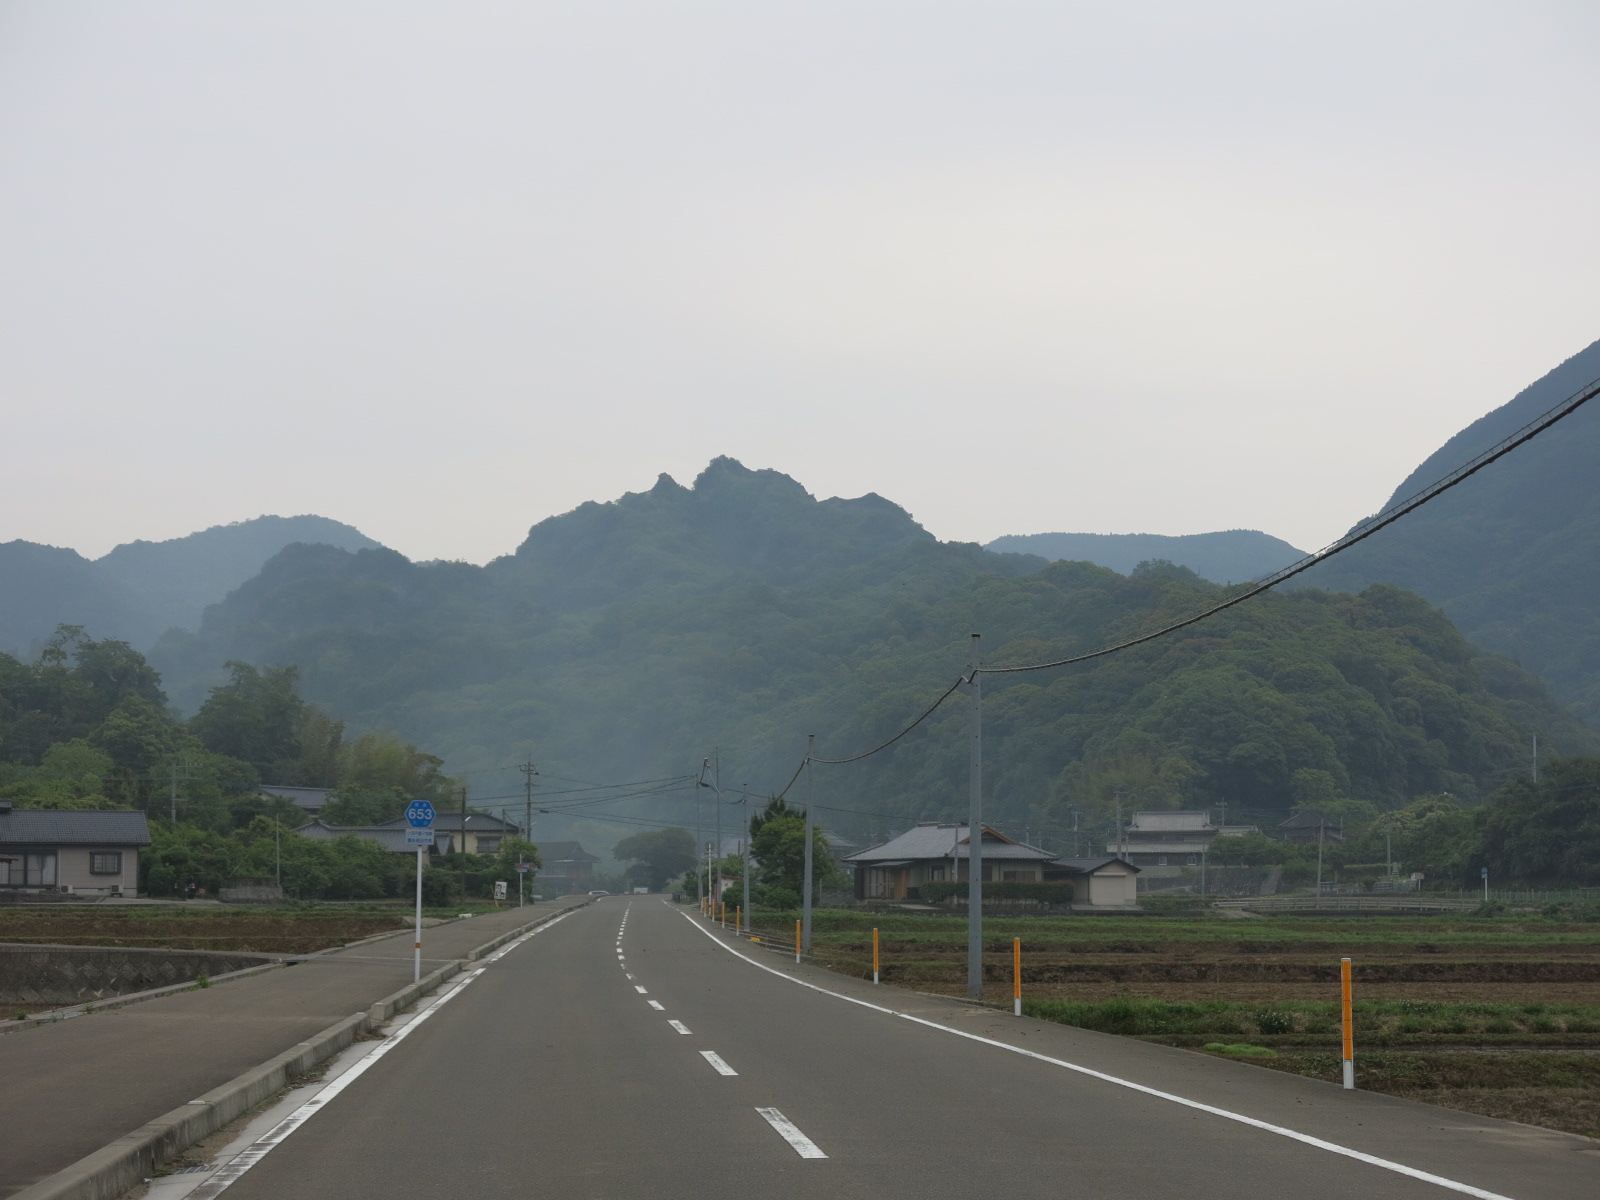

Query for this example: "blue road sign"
[406,800,437,828]
[1480,866,1489,878]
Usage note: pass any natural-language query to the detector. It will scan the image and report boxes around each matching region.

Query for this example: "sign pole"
[404,798,438,984]
[414,846,424,983]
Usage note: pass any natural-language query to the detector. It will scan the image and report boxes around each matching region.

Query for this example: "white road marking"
[700,1050,737,1076]
[625,973,635,979]
[676,910,1515,1200]
[185,910,580,1198]
[647,1000,664,1010]
[756,1107,827,1158]
[634,985,648,993]
[668,1019,692,1034]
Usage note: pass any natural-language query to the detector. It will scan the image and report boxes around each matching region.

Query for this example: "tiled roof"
[1051,857,1140,873]
[373,812,520,832]
[294,821,443,853]
[1128,811,1214,832]
[535,841,599,864]
[845,824,1054,863]
[0,810,151,846]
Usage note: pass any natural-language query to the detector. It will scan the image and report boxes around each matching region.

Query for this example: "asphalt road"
[208,898,1599,1200]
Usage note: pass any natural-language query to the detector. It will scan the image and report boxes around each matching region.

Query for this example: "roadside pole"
[1340,956,1356,1089]
[967,634,983,1001]
[872,927,880,985]
[405,798,436,983]
[803,735,815,954]
[1013,938,1022,1016]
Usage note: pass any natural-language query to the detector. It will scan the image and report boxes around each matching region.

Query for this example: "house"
[371,812,522,855]
[257,785,333,818]
[0,803,150,896]
[294,820,446,853]
[1042,857,1141,907]
[845,823,1057,901]
[532,841,600,894]
[1107,811,1218,868]
[1278,811,1344,844]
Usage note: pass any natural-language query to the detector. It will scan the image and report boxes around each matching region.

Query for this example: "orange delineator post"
[720,900,726,926]
[1013,938,1022,1016]
[735,905,741,934]
[795,919,802,963]
[872,927,880,985]
[1340,956,1355,1089]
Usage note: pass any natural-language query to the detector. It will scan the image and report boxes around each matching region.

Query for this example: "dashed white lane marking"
[668,1019,692,1035]
[185,909,580,1198]
[647,1000,664,1010]
[676,909,1515,1200]
[625,973,635,980]
[635,985,649,993]
[756,1107,827,1159]
[700,1050,737,1076]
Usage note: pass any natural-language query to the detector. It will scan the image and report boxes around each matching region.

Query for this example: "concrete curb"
[9,900,589,1200]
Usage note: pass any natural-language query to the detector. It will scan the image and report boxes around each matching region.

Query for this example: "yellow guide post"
[872,927,880,985]
[795,918,802,963]
[735,904,741,933]
[1340,956,1355,1090]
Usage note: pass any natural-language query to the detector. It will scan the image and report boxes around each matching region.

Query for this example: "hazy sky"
[3,1,1597,563]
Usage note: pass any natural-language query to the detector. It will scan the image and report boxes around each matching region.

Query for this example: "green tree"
[188,662,306,781]
[1481,758,1600,885]
[749,810,843,908]
[613,827,696,891]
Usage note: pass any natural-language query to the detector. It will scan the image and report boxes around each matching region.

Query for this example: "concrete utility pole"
[1532,734,1539,783]
[741,783,751,933]
[460,785,469,902]
[803,735,815,954]
[715,750,723,914]
[967,633,983,1002]
[695,763,706,909]
[519,761,537,845]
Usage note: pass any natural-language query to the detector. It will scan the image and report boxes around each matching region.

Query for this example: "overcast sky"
[3,1,1597,564]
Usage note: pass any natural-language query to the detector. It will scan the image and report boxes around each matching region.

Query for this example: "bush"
[1254,1009,1295,1035]
[914,881,1073,905]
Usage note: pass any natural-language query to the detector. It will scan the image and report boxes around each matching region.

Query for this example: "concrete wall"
[0,945,271,1008]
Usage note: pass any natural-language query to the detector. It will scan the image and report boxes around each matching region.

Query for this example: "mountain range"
[985,530,1304,584]
[0,515,380,656]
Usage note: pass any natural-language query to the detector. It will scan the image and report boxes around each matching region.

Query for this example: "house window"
[476,837,500,853]
[1003,870,1027,882]
[1186,854,1198,866]
[930,866,944,881]
[1157,856,1168,866]
[90,852,123,875]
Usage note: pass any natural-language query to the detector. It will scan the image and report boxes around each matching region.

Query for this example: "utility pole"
[967,633,983,1002]
[741,783,751,933]
[1532,734,1539,783]
[170,764,179,823]
[802,735,815,954]
[695,762,706,909]
[1316,816,1325,897]
[519,760,537,846]
[459,785,469,903]
[714,749,723,914]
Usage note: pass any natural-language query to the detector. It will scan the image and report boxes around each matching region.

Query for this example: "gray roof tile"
[0,810,151,846]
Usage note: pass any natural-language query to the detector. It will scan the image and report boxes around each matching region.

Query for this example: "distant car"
[588,889,610,896]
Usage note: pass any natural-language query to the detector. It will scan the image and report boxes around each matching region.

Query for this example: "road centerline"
[755,1107,827,1159]
[699,1050,737,1076]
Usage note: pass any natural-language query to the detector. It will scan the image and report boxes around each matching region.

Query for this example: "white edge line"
[676,910,1515,1200]
[187,910,579,1199]
[755,1106,827,1158]
[700,1050,738,1076]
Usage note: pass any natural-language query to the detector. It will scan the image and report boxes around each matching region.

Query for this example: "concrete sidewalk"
[1,901,579,1198]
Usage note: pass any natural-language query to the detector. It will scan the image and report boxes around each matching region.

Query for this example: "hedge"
[914,881,1073,904]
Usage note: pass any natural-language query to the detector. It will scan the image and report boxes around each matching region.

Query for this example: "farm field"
[756,908,1600,1139]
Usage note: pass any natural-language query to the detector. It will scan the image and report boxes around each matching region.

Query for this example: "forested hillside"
[985,529,1304,584]
[1299,337,1600,724]
[149,458,1592,844]
[0,515,380,656]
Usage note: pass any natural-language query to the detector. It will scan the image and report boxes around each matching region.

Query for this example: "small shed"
[1043,857,1141,907]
